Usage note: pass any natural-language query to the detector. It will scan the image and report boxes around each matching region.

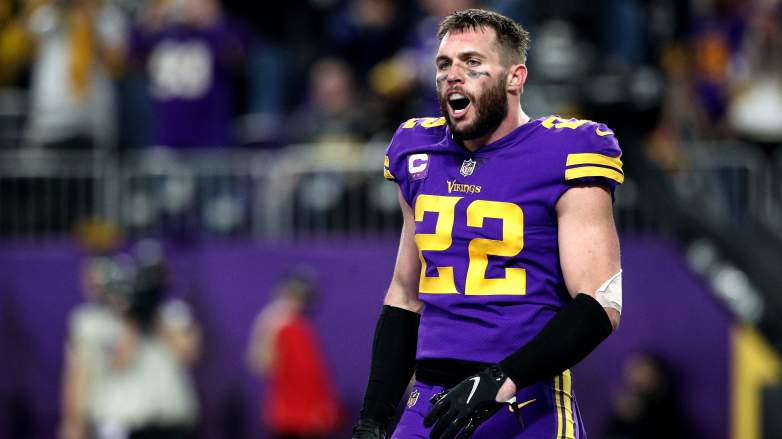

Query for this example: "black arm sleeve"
[499,293,613,389]
[359,305,420,427]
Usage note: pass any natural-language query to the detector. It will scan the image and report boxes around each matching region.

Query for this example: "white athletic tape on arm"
[595,270,622,314]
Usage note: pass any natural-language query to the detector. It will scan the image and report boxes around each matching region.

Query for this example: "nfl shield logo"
[460,159,476,177]
[407,389,420,408]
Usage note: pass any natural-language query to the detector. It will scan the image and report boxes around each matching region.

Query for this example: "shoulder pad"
[384,116,447,182]
[539,116,623,185]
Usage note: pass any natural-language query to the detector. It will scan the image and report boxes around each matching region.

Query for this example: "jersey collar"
[442,117,545,155]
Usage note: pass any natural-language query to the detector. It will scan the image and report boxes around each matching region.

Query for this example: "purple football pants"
[392,370,586,439]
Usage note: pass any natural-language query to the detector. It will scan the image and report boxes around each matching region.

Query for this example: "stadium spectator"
[247,271,343,439]
[60,254,138,439]
[726,0,782,155]
[0,0,33,88]
[23,0,126,150]
[286,56,376,145]
[595,0,645,70]
[367,0,480,117]
[603,353,691,439]
[0,0,31,149]
[688,0,748,134]
[60,244,201,439]
[645,44,712,173]
[283,56,384,229]
[220,0,349,146]
[128,0,245,148]
[221,0,334,116]
[326,0,411,82]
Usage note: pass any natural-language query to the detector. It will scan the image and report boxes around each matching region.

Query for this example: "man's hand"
[352,418,387,439]
[423,366,516,439]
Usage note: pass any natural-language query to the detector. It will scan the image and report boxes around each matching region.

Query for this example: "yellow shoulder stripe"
[565,166,624,184]
[383,155,395,180]
[402,117,446,129]
[566,153,623,170]
[401,118,418,128]
[421,117,446,128]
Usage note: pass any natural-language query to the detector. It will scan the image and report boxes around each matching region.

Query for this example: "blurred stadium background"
[1,0,782,438]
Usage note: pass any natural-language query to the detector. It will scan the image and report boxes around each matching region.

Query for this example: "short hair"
[437,9,531,65]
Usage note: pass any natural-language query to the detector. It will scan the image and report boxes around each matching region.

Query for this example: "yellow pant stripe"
[554,371,575,439]
[563,370,575,439]
[554,375,563,438]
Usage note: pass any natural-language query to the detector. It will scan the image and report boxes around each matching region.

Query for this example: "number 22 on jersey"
[414,194,526,296]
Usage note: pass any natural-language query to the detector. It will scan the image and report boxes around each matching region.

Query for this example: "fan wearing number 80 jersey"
[383,114,622,364]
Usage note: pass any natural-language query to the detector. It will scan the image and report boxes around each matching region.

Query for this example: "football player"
[354,9,623,439]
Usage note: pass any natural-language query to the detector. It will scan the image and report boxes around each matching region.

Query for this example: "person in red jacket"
[247,272,343,439]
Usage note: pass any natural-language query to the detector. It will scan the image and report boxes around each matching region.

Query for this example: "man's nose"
[446,65,466,84]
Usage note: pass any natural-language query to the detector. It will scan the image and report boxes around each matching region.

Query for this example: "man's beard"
[439,76,508,142]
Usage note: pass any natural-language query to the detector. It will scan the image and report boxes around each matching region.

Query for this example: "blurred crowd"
[0,0,779,165]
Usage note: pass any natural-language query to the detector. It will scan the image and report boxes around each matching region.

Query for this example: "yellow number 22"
[414,195,526,296]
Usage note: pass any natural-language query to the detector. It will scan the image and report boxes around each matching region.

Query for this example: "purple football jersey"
[384,115,623,363]
[130,22,244,148]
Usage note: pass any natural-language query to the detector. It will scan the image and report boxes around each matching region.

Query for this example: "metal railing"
[0,141,777,241]
[0,143,404,241]
[0,149,116,239]
[0,88,27,149]
[773,150,782,232]
[670,141,781,237]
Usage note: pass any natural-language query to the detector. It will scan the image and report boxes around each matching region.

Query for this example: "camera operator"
[60,241,200,439]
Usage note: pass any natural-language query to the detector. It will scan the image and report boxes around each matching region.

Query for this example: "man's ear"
[506,64,528,94]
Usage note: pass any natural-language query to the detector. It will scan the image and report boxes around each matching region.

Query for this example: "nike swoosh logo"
[507,399,537,412]
[465,377,481,405]
[595,127,613,137]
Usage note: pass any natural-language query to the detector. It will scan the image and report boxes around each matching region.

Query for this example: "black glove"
[352,418,387,439]
[423,365,516,439]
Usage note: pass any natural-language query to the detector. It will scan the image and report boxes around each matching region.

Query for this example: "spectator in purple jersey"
[353,9,623,439]
[129,0,245,148]
[688,0,748,132]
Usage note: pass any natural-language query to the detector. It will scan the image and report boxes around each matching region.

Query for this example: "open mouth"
[448,93,471,117]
